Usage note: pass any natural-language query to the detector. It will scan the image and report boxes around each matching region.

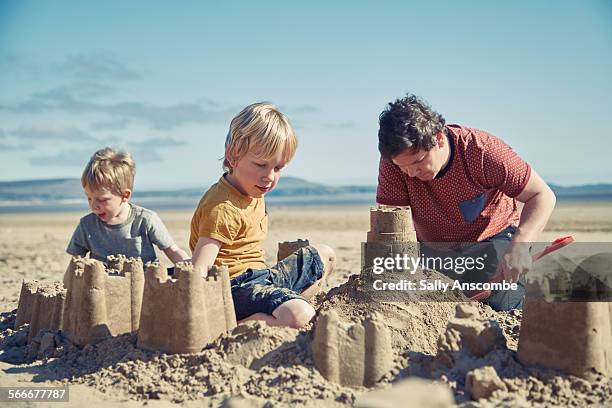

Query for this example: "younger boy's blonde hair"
[81,147,136,195]
[224,102,298,173]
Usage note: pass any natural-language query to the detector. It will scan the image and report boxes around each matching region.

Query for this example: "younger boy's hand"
[163,244,190,264]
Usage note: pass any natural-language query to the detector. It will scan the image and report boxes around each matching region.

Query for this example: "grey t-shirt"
[66,203,174,264]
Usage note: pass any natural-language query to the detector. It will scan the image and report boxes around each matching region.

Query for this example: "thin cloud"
[280,104,319,114]
[103,101,237,130]
[29,149,93,167]
[8,127,100,143]
[0,142,34,151]
[0,51,23,71]
[33,82,116,100]
[53,52,142,82]
[0,51,139,83]
[28,137,186,168]
[90,118,131,131]
[129,137,187,149]
[2,91,238,130]
[0,51,43,79]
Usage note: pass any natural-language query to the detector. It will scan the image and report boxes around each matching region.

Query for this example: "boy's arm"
[144,211,190,264]
[66,221,89,258]
[162,244,190,264]
[191,237,222,274]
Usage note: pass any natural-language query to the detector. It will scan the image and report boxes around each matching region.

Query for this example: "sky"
[0,1,610,189]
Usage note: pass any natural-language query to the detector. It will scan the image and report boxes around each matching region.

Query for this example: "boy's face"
[84,186,131,224]
[227,150,288,198]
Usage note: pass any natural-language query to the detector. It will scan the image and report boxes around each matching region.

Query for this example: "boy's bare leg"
[238,299,315,329]
[300,244,336,300]
[238,312,277,326]
[238,245,336,328]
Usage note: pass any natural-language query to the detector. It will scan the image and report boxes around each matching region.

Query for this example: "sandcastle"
[277,239,310,262]
[362,206,419,273]
[15,256,144,346]
[137,261,236,354]
[15,256,237,354]
[312,309,393,387]
[14,281,66,342]
[62,256,145,346]
[517,253,612,380]
[359,206,450,302]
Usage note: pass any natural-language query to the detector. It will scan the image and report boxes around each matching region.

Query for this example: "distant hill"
[0,177,376,204]
[0,178,84,202]
[548,183,612,200]
[0,178,611,209]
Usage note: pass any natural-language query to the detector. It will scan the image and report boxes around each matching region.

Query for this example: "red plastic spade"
[469,235,575,301]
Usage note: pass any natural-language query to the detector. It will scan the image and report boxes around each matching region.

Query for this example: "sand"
[0,202,611,406]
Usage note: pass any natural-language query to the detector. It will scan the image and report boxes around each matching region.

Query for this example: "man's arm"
[513,168,556,242]
[500,168,556,282]
[191,237,222,274]
[162,244,190,264]
[376,156,411,206]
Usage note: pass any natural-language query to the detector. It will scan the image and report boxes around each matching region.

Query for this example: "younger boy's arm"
[145,211,190,264]
[162,244,190,264]
[191,237,222,274]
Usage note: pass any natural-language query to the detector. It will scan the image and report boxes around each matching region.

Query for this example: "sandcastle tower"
[277,239,310,263]
[62,256,145,346]
[137,261,237,354]
[517,253,612,380]
[14,281,66,342]
[312,310,392,387]
[362,206,419,274]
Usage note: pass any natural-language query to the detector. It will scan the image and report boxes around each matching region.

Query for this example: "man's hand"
[498,242,531,283]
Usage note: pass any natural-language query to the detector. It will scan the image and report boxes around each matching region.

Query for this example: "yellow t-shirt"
[189,175,267,278]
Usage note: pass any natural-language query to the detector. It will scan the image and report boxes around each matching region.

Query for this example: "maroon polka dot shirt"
[376,124,531,242]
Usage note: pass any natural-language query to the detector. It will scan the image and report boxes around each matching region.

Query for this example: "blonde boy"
[190,102,336,328]
[66,148,189,274]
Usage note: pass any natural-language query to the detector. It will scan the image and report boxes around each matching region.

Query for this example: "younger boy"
[66,148,189,279]
[190,102,336,329]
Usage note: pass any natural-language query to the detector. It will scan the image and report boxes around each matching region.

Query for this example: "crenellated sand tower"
[277,239,310,263]
[14,281,66,342]
[312,309,393,387]
[62,256,145,346]
[517,254,612,380]
[362,206,419,274]
[137,261,237,354]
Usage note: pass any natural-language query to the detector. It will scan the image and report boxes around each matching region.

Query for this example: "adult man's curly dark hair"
[378,94,446,159]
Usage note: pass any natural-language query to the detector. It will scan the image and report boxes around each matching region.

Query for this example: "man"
[376,94,556,310]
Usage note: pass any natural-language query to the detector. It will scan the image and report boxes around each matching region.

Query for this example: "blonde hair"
[223,102,298,172]
[81,147,136,195]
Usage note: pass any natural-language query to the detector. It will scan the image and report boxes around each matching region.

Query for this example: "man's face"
[391,135,447,181]
[229,150,288,198]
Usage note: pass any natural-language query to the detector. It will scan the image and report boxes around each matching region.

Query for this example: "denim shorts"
[230,245,325,321]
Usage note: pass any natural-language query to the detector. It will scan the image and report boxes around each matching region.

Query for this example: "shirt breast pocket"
[458,192,487,223]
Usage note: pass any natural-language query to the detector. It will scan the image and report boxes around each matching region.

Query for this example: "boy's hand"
[163,244,190,264]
